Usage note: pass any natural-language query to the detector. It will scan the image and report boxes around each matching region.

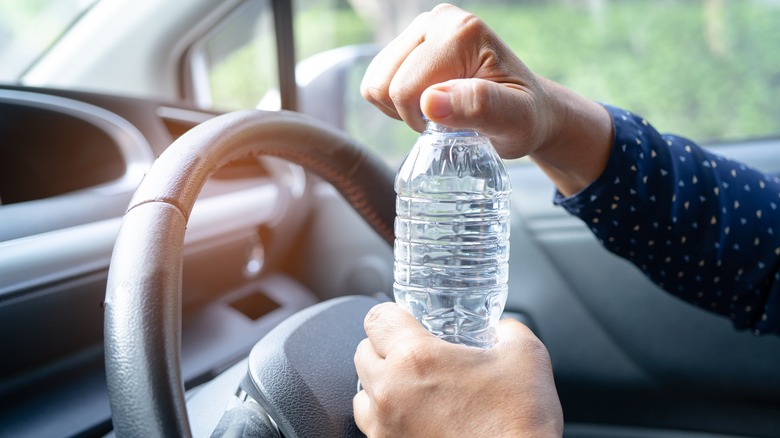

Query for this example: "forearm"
[555,105,780,335]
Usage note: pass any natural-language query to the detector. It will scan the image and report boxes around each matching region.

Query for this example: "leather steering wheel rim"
[104,110,395,436]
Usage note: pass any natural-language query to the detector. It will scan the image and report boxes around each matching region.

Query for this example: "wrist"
[529,77,613,197]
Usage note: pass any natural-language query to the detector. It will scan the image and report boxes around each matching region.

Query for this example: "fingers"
[361,10,433,128]
[353,337,382,396]
[360,3,550,159]
[353,388,372,436]
[353,303,432,437]
[354,303,431,398]
[386,6,480,131]
[361,4,492,132]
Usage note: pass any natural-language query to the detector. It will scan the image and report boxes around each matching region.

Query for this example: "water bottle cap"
[424,119,479,136]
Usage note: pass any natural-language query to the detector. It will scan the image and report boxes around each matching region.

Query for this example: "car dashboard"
[0,85,394,437]
[2,84,779,438]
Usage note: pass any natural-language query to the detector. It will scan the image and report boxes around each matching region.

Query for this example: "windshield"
[3,0,778,163]
[291,0,780,163]
[0,0,98,82]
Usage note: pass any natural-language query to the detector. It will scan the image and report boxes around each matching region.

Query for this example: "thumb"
[420,78,540,158]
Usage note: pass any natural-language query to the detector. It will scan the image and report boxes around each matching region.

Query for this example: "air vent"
[0,103,126,204]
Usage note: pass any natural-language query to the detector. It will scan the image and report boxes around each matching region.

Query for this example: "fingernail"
[424,88,453,119]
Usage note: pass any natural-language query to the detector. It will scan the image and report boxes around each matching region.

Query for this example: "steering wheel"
[104,110,396,436]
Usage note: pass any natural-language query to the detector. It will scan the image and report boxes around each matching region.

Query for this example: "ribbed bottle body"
[393,122,511,348]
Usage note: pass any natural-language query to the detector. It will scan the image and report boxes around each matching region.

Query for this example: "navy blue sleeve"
[554,104,780,335]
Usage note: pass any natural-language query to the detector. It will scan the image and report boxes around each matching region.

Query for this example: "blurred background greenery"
[470,0,780,144]
[158,0,780,165]
[5,0,775,165]
[306,0,780,165]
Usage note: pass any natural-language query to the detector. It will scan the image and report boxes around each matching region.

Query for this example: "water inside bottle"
[393,122,511,348]
[394,192,509,347]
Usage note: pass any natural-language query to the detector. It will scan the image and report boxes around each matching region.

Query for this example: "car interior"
[0,0,778,437]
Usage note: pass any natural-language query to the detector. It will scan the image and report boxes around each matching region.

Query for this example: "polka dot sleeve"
[555,104,780,335]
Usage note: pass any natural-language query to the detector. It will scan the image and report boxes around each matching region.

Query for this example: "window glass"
[324,1,780,165]
[463,0,780,144]
[343,56,421,166]
[294,0,373,62]
[0,0,99,82]
[294,0,428,165]
[197,0,278,111]
[197,1,780,165]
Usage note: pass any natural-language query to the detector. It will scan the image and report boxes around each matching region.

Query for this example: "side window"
[333,1,780,166]
[188,0,279,111]
[293,0,375,62]
[294,0,419,166]
[458,0,780,144]
[343,57,420,166]
[188,1,780,166]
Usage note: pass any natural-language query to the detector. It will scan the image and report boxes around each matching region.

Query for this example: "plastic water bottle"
[393,120,511,348]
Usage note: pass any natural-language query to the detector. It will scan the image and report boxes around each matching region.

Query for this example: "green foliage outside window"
[208,0,780,165]
[471,0,780,143]
[347,1,780,165]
